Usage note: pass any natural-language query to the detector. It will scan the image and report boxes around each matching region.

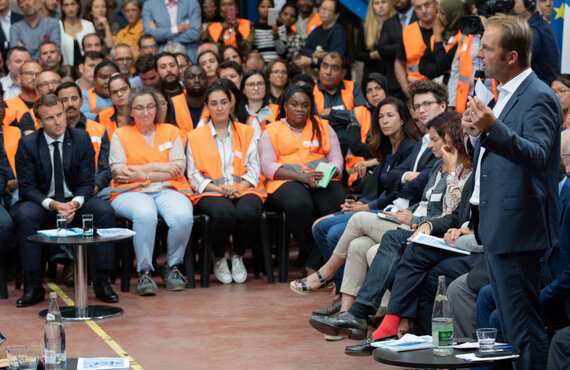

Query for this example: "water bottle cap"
[50,292,57,298]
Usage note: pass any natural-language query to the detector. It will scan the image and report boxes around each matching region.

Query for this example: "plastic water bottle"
[44,292,67,369]
[432,275,453,356]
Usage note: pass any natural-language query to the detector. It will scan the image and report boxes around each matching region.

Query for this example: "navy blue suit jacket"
[15,127,95,206]
[473,71,561,254]
[541,177,570,320]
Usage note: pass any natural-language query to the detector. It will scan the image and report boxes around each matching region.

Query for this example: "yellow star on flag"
[554,3,564,19]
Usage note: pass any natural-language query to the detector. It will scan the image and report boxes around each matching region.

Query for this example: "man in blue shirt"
[10,0,60,59]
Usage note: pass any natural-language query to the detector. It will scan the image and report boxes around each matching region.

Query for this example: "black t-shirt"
[188,104,205,128]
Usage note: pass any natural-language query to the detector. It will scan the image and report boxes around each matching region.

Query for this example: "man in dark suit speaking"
[462,15,562,370]
[11,94,118,307]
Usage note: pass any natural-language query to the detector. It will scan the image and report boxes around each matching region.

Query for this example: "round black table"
[27,234,131,321]
[373,348,517,368]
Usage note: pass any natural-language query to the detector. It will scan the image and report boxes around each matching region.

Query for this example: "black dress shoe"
[309,311,368,340]
[16,286,45,307]
[94,282,119,303]
[312,297,342,316]
[344,334,399,356]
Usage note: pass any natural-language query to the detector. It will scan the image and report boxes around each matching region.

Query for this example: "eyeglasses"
[271,70,287,75]
[111,86,130,96]
[132,104,157,112]
[412,100,438,111]
[246,81,265,88]
[21,71,40,77]
[554,88,570,96]
[141,44,157,50]
[115,57,134,63]
[37,80,61,89]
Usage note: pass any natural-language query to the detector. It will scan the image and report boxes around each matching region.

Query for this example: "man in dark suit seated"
[10,94,118,307]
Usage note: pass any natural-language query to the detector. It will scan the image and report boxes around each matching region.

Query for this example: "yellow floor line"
[45,279,144,370]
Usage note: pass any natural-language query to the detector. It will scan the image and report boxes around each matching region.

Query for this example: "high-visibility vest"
[110,123,193,200]
[454,34,498,113]
[2,125,21,176]
[86,88,98,112]
[306,12,322,35]
[170,94,210,141]
[402,22,434,82]
[84,119,105,167]
[187,121,266,205]
[264,117,332,194]
[250,103,279,131]
[3,95,37,128]
[345,106,372,186]
[208,19,251,48]
[97,106,118,138]
[313,81,355,113]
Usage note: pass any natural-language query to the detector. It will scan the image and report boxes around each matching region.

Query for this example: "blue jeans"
[112,189,194,271]
[313,213,354,289]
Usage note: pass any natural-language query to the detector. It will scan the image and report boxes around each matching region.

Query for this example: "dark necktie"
[52,141,65,202]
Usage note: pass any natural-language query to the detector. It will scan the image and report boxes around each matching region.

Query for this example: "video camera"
[459,0,514,34]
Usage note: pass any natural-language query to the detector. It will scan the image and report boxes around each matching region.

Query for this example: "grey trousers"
[447,273,478,339]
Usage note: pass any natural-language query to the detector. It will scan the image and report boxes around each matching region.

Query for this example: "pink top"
[259,118,344,180]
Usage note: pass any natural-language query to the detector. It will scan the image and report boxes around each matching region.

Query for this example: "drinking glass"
[5,345,27,369]
[82,214,94,237]
[56,214,67,237]
[476,328,498,352]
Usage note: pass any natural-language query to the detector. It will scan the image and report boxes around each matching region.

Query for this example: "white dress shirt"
[470,67,532,206]
[0,74,21,100]
[41,132,84,210]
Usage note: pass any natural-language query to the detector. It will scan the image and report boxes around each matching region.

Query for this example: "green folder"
[315,162,337,188]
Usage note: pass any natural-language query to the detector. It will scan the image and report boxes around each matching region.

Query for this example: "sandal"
[289,271,334,296]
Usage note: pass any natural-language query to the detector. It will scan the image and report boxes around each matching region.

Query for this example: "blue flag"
[552,0,570,72]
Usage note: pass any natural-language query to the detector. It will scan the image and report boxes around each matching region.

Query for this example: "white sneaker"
[214,258,232,284]
[231,254,247,284]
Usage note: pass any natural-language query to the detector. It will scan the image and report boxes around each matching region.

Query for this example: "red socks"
[372,314,401,340]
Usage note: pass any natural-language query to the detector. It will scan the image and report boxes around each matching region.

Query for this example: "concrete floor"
[0,254,401,370]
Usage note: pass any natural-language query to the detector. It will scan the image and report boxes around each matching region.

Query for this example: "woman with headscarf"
[418,0,465,83]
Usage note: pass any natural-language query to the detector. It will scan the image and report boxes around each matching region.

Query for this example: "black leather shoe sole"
[309,317,367,340]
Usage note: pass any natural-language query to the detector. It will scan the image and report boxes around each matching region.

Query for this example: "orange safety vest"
[313,81,355,113]
[454,34,498,113]
[3,95,37,128]
[306,12,322,35]
[208,19,251,48]
[97,106,118,138]
[264,117,332,194]
[250,103,279,131]
[402,22,435,82]
[345,106,372,187]
[187,121,266,205]
[170,94,210,140]
[84,119,105,167]
[110,123,193,200]
[86,88,98,112]
[2,125,21,176]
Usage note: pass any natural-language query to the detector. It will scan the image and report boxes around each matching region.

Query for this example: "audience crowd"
[0,0,568,368]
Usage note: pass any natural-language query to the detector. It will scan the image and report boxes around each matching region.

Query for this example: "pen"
[499,346,512,350]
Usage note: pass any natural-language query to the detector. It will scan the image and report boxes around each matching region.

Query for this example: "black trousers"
[386,238,481,335]
[195,194,263,258]
[11,197,116,287]
[267,180,345,270]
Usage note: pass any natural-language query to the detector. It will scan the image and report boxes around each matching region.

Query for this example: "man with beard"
[56,82,111,196]
[10,0,60,59]
[156,52,183,98]
[38,41,62,72]
[80,60,119,120]
[170,64,209,140]
[18,70,61,132]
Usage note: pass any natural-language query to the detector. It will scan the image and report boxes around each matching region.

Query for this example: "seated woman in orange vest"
[80,60,119,120]
[241,70,278,139]
[345,73,388,195]
[259,84,345,275]
[109,87,194,296]
[187,83,264,284]
[207,0,254,57]
[96,74,132,138]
